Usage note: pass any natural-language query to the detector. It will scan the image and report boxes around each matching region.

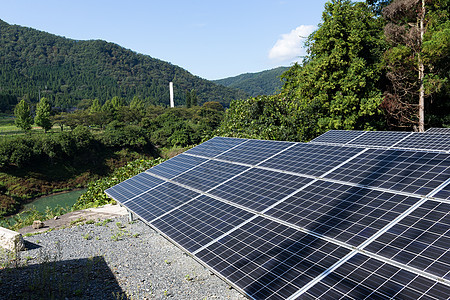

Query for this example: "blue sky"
[1,0,333,80]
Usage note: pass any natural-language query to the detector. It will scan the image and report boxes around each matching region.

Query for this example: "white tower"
[169,82,174,108]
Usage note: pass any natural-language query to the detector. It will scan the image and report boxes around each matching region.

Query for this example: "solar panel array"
[310,129,450,152]
[106,133,450,299]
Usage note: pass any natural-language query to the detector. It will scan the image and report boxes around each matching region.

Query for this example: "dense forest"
[0,19,247,110]
[219,0,449,140]
[213,67,289,97]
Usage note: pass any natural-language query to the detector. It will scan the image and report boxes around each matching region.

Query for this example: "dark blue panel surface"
[215,139,293,165]
[310,130,364,144]
[301,253,450,299]
[209,168,313,212]
[124,182,199,222]
[105,172,164,203]
[151,195,254,252]
[266,181,420,246]
[173,160,249,192]
[395,133,450,152]
[184,136,247,158]
[325,149,450,197]
[196,217,351,300]
[146,154,208,179]
[348,131,411,148]
[365,200,450,280]
[260,143,362,177]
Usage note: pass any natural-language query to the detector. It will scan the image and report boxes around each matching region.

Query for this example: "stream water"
[23,188,87,213]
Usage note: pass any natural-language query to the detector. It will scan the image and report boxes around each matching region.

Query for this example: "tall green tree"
[14,99,33,131]
[283,0,386,140]
[381,0,450,130]
[90,99,102,113]
[190,89,198,107]
[130,96,145,111]
[34,97,53,132]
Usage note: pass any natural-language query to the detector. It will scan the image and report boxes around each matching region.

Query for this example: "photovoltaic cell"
[151,195,254,252]
[310,130,364,144]
[266,181,420,246]
[348,131,411,148]
[208,168,313,212]
[215,139,293,165]
[196,217,351,300]
[146,154,208,179]
[395,132,450,152]
[301,253,450,299]
[123,182,199,222]
[260,143,362,177]
[105,172,164,203]
[172,160,249,192]
[325,148,450,197]
[434,183,450,200]
[426,128,450,134]
[365,200,450,279]
[184,136,247,158]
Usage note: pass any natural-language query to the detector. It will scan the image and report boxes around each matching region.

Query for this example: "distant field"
[0,115,62,135]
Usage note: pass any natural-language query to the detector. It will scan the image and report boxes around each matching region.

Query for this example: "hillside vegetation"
[0,19,247,110]
[213,67,289,97]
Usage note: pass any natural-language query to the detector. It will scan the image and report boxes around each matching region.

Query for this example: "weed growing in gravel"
[185,274,193,281]
[95,218,112,226]
[70,217,86,226]
[85,219,95,225]
[83,233,92,240]
[164,259,171,265]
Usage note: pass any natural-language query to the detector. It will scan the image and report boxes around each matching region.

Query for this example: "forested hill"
[0,19,247,109]
[213,67,289,97]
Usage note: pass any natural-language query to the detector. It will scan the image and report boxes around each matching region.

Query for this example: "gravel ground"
[1,216,244,299]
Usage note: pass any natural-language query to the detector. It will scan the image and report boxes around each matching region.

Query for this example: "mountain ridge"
[0,19,247,109]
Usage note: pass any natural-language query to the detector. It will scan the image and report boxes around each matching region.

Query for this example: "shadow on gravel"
[0,256,127,299]
[23,240,41,250]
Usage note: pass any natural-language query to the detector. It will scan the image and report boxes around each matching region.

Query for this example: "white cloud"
[269,25,316,63]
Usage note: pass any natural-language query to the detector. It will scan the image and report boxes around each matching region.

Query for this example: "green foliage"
[34,97,53,132]
[14,99,33,131]
[214,67,289,97]
[0,19,247,108]
[73,157,166,210]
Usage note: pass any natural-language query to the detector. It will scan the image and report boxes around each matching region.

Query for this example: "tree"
[185,91,191,108]
[34,97,53,132]
[90,99,102,113]
[14,99,33,131]
[190,89,198,107]
[381,0,449,130]
[283,0,386,140]
[130,96,145,111]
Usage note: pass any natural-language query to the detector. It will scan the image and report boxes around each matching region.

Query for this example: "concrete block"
[0,226,24,252]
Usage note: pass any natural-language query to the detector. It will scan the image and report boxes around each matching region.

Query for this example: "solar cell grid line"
[259,143,364,177]
[119,182,200,222]
[427,128,450,134]
[171,160,249,192]
[364,199,450,280]
[146,153,208,179]
[150,195,255,253]
[348,131,412,148]
[195,216,352,300]
[105,172,165,204]
[324,148,450,198]
[208,168,313,212]
[265,180,421,247]
[309,130,365,145]
[394,132,450,152]
[298,253,450,299]
[184,136,248,158]
[214,138,294,166]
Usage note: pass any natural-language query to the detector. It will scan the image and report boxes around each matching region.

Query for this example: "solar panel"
[195,217,352,300]
[106,133,450,299]
[151,195,254,252]
[394,132,450,152]
[146,153,207,179]
[208,168,313,212]
[427,127,450,134]
[310,130,364,144]
[325,148,450,197]
[214,139,293,165]
[266,181,421,246]
[259,143,363,177]
[365,200,450,279]
[184,136,246,158]
[348,131,411,148]
[301,253,449,299]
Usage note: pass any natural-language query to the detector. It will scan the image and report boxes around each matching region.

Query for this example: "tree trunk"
[418,0,425,132]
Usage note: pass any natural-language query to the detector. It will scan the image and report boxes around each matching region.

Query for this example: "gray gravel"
[1,216,244,299]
